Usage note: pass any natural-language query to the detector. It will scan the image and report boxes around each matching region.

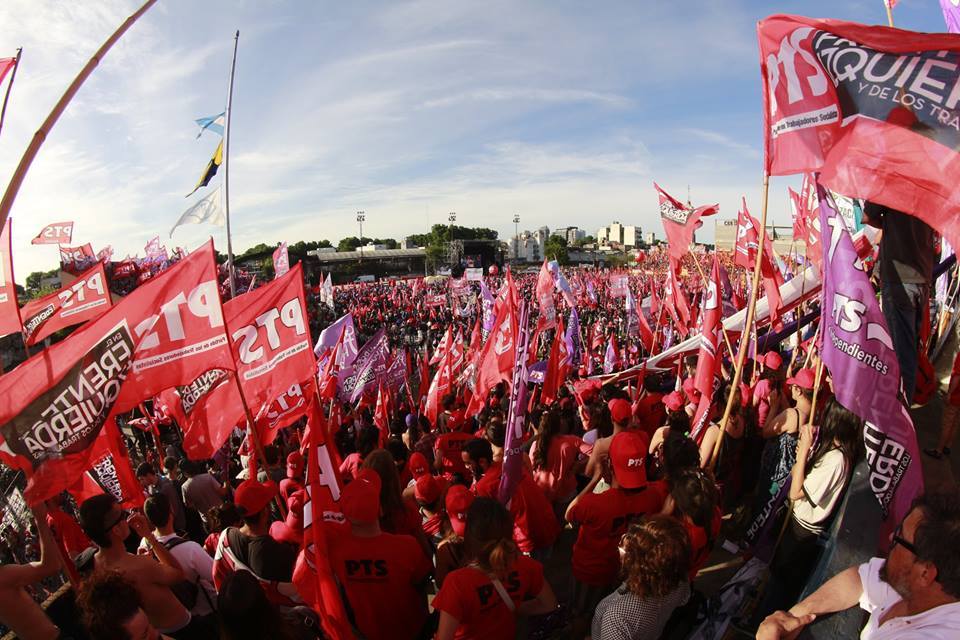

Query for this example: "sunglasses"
[892,523,918,556]
[105,509,130,532]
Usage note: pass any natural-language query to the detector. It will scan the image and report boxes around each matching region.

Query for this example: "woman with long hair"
[433,498,557,639]
[529,409,586,510]
[662,468,721,580]
[591,515,692,640]
[753,395,861,623]
[362,449,432,559]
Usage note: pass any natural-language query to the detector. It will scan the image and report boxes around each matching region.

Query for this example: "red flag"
[424,348,452,428]
[67,450,143,509]
[272,242,290,278]
[292,398,353,640]
[429,326,452,366]
[655,183,719,266]
[319,329,346,402]
[374,383,389,444]
[59,243,96,276]
[636,299,655,353]
[735,198,784,324]
[466,271,518,414]
[663,266,691,337]
[758,15,960,255]
[20,262,113,346]
[31,221,74,246]
[690,256,723,440]
[0,57,15,85]
[535,259,556,330]
[0,219,21,338]
[0,242,234,503]
[541,315,569,405]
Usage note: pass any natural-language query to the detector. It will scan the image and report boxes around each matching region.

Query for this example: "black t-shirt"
[864,202,934,284]
[226,528,297,582]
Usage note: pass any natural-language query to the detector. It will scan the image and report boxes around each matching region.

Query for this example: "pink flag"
[818,181,922,529]
[273,242,290,278]
[942,0,960,33]
[690,255,722,441]
[0,57,15,85]
[0,219,20,339]
[655,183,718,267]
[31,221,74,245]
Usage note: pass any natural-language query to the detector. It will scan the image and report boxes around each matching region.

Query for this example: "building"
[714,219,799,256]
[554,226,586,245]
[510,226,549,262]
[597,221,643,249]
[645,231,656,245]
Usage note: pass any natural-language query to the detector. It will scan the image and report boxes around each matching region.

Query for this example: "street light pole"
[513,213,520,260]
[357,210,365,262]
[448,211,457,267]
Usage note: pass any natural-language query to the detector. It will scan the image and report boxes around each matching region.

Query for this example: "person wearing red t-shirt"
[528,409,586,509]
[435,486,473,587]
[435,429,474,483]
[433,497,557,640]
[413,474,447,546]
[585,398,643,488]
[663,467,721,580]
[327,468,433,640]
[565,430,667,631]
[45,497,93,559]
[462,439,560,554]
[362,449,433,560]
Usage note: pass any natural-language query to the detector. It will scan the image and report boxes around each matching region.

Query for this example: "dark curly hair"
[78,570,144,640]
[620,515,691,598]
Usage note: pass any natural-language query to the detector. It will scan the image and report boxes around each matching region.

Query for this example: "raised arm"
[0,504,62,588]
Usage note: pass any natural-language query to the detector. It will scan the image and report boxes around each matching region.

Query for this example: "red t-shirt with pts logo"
[328,531,432,640]
[566,481,667,586]
[434,432,474,479]
[432,555,545,639]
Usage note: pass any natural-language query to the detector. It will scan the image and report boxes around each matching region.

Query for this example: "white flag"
[170,187,224,238]
[323,273,334,310]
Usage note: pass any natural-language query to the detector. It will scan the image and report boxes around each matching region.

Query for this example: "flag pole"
[691,252,736,359]
[709,173,771,471]
[223,30,240,299]
[0,0,157,233]
[0,47,23,141]
[884,1,895,28]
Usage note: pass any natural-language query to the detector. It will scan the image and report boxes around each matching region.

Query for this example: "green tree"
[543,235,569,265]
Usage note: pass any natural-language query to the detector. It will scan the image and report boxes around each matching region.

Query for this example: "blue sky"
[0,0,952,280]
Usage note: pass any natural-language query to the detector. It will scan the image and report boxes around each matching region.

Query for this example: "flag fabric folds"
[655,182,719,267]
[734,198,784,324]
[690,255,722,440]
[0,242,234,503]
[0,57,15,85]
[943,0,960,33]
[758,15,960,255]
[186,140,223,197]
[170,186,224,238]
[273,242,290,278]
[31,221,74,245]
[0,219,21,338]
[194,112,225,138]
[816,181,922,528]
[20,262,113,346]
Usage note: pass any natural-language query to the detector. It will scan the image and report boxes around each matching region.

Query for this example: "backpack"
[163,536,214,612]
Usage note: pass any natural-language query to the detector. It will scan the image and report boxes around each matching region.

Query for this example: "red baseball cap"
[341,468,382,523]
[445,485,474,537]
[414,474,446,505]
[235,479,279,517]
[682,377,699,401]
[786,368,816,390]
[408,452,431,479]
[609,431,648,489]
[286,451,304,479]
[663,391,685,412]
[608,398,632,425]
[763,351,783,370]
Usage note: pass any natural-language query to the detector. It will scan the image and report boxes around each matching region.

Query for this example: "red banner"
[759,15,960,253]
[59,243,96,276]
[0,242,234,503]
[655,183,718,266]
[31,221,74,245]
[0,219,20,338]
[20,262,113,346]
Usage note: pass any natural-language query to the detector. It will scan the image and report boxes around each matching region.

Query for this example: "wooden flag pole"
[0,0,157,233]
[884,1,895,28]
[0,47,23,141]
[231,374,288,517]
[709,174,771,471]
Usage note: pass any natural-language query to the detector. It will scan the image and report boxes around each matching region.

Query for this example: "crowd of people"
[0,230,957,640]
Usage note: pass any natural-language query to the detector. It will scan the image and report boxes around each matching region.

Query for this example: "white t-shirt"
[793,448,849,533]
[139,533,217,617]
[858,557,960,639]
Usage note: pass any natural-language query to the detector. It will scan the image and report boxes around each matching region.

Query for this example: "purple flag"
[498,302,531,505]
[625,291,639,338]
[564,307,581,367]
[942,0,960,33]
[382,348,409,394]
[339,328,390,403]
[818,183,923,525]
[479,279,496,342]
[313,313,358,369]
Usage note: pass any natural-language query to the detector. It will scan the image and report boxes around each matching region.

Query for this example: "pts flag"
[759,15,960,253]
[0,243,234,503]
[31,221,74,245]
[20,262,113,346]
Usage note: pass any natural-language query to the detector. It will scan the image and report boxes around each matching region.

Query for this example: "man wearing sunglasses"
[758,489,960,639]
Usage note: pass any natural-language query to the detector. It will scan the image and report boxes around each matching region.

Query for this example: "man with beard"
[758,489,960,639]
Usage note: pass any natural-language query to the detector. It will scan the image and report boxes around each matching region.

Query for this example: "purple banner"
[314,313,358,370]
[382,348,409,394]
[942,0,960,33]
[498,301,531,505]
[479,279,496,341]
[565,307,581,367]
[340,328,390,403]
[817,183,922,523]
